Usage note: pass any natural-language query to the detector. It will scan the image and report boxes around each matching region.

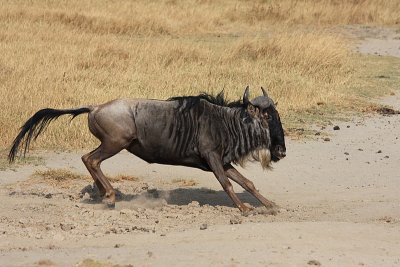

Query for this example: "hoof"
[102,190,116,209]
[240,205,254,217]
[102,195,116,209]
[241,209,251,217]
[264,201,279,210]
[258,205,279,216]
[266,208,278,216]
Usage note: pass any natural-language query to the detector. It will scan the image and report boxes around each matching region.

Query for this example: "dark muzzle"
[271,145,286,161]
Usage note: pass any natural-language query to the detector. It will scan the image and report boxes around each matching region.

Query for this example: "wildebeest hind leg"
[204,153,251,213]
[224,164,278,213]
[82,143,124,208]
[82,147,106,196]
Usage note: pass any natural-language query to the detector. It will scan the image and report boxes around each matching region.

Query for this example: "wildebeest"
[9,86,286,213]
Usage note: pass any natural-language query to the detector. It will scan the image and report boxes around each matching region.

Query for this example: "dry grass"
[34,169,89,181]
[171,178,198,187]
[108,174,139,182]
[76,259,132,267]
[35,259,57,267]
[0,150,43,170]
[1,0,399,151]
[226,0,400,25]
[33,169,139,184]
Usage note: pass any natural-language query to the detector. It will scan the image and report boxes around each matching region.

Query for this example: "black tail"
[8,107,92,163]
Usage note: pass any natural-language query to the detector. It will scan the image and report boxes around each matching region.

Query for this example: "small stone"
[323,137,331,142]
[315,132,321,136]
[347,125,350,128]
[120,209,133,215]
[200,224,208,230]
[35,260,56,266]
[308,260,321,266]
[358,148,364,151]
[377,150,382,153]
[333,126,340,130]
[188,201,200,208]
[230,216,242,225]
[81,192,91,201]
[60,223,75,231]
[384,155,389,159]
[344,152,349,155]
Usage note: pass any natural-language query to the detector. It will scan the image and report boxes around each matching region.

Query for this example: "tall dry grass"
[226,0,400,25]
[0,0,398,151]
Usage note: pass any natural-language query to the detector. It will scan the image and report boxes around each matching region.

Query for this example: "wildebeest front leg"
[224,164,277,212]
[204,153,251,213]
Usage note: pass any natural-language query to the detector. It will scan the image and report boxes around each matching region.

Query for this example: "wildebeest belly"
[126,140,210,171]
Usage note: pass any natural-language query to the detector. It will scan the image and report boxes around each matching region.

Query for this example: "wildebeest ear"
[261,87,268,98]
[247,104,259,118]
[243,86,250,106]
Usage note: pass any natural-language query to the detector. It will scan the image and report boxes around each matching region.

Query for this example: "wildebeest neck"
[172,98,271,168]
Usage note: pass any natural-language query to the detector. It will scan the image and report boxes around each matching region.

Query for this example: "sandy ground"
[348,25,400,58]
[1,27,400,267]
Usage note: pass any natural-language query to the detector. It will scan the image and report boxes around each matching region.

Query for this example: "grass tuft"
[34,169,89,181]
[33,169,139,183]
[171,178,198,187]
[76,259,133,267]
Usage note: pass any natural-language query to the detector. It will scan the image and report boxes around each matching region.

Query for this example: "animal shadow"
[79,184,261,208]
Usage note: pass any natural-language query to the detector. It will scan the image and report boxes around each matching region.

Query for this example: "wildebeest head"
[243,86,286,162]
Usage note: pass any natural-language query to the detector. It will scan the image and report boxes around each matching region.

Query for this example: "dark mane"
[168,90,271,169]
[168,91,243,109]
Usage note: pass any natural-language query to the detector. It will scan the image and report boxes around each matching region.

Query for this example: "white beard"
[237,148,272,170]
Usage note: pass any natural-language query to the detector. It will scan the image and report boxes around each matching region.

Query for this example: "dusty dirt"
[1,27,400,267]
[346,25,400,58]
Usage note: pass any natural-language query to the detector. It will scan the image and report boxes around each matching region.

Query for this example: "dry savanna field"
[1,0,400,152]
[1,1,400,266]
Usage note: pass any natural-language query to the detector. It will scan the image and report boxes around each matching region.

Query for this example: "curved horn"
[243,86,250,105]
[261,86,268,97]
